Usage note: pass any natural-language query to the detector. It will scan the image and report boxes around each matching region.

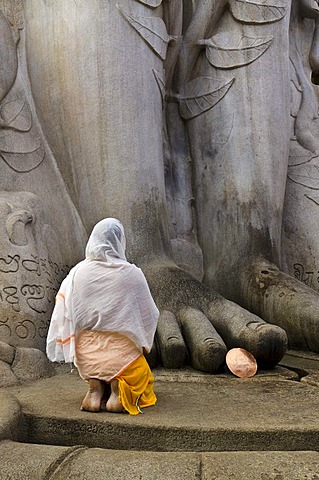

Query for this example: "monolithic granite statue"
[1,0,319,375]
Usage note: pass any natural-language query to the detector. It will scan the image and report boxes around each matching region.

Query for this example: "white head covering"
[85,218,127,262]
[47,218,159,363]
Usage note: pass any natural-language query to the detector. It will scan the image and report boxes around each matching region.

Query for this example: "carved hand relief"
[229,0,289,24]
[118,6,174,60]
[198,33,273,70]
[178,76,234,120]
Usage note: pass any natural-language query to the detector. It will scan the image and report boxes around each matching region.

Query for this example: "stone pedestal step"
[1,441,319,480]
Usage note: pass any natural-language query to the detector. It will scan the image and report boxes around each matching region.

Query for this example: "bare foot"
[106,379,125,413]
[80,378,104,412]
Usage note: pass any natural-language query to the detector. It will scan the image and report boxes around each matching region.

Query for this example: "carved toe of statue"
[240,261,319,354]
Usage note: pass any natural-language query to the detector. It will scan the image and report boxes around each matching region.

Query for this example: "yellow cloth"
[117,355,157,415]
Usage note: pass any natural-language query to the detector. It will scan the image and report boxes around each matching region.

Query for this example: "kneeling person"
[47,218,159,415]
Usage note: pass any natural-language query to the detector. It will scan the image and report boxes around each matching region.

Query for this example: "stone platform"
[2,351,319,479]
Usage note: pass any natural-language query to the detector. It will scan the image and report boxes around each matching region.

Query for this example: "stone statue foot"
[80,378,104,412]
[242,261,319,353]
[144,264,288,372]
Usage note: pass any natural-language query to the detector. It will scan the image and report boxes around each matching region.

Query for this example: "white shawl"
[46,218,159,363]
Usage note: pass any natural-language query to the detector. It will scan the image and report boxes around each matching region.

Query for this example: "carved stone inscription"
[0,252,69,349]
[0,191,70,350]
[293,263,319,289]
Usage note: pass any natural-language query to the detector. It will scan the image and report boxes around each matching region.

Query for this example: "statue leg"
[187,2,319,353]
